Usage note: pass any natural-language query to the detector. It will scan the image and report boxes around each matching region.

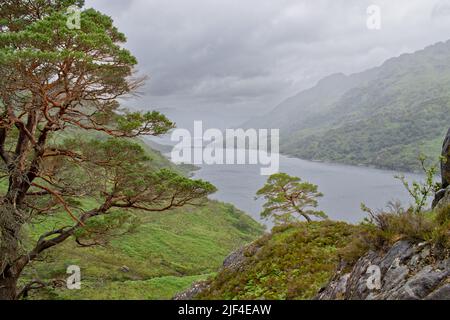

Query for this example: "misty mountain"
[245,40,450,171]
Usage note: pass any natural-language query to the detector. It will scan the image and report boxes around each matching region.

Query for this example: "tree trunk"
[301,213,312,222]
[0,271,18,300]
[0,201,23,300]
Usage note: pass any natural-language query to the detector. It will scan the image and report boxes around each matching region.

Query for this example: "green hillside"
[246,40,450,171]
[21,200,262,300]
[196,221,360,300]
[14,138,264,300]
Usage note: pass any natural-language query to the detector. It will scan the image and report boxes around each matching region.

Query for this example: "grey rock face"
[173,245,253,300]
[222,247,247,269]
[442,128,450,189]
[173,281,210,300]
[426,284,450,300]
[433,128,450,208]
[317,241,450,300]
[398,266,447,299]
[435,187,450,210]
[382,264,409,292]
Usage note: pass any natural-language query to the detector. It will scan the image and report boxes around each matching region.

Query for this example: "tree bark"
[0,269,18,300]
[301,213,312,222]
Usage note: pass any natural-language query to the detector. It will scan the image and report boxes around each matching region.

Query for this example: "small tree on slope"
[256,173,327,225]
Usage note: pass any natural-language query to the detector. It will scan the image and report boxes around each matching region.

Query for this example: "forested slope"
[246,40,450,171]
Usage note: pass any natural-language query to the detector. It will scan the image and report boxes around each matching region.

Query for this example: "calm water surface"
[191,152,424,227]
[146,138,425,228]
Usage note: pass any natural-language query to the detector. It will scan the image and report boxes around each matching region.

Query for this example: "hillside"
[176,207,450,300]
[245,40,450,171]
[183,221,360,300]
[22,200,263,300]
[16,137,264,300]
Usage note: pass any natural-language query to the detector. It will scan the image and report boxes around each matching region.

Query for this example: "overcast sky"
[84,0,450,127]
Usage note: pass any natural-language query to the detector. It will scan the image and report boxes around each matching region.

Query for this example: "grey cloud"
[432,0,450,18]
[84,0,450,125]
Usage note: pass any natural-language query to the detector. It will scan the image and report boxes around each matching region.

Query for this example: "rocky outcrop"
[434,188,450,210]
[173,243,263,300]
[317,241,450,300]
[173,281,210,300]
[173,247,250,300]
[175,228,450,300]
[433,128,450,208]
[221,246,248,270]
[441,128,450,189]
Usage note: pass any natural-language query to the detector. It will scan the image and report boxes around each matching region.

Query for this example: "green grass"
[20,200,263,300]
[35,274,213,300]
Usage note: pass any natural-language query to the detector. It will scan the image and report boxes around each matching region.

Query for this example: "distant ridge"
[244,40,450,171]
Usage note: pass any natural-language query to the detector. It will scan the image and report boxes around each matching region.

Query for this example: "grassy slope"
[12,134,264,300]
[197,221,360,300]
[23,200,262,300]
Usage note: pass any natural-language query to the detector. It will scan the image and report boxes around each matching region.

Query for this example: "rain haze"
[2,0,450,302]
[80,0,450,225]
[84,0,450,129]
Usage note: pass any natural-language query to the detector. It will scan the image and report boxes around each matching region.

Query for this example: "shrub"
[364,202,434,242]
[341,202,438,265]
